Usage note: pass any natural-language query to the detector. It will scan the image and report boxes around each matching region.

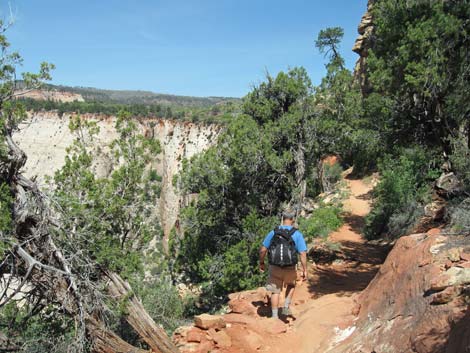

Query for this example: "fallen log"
[107,272,179,353]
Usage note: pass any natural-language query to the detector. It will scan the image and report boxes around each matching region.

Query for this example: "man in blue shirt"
[259,210,308,319]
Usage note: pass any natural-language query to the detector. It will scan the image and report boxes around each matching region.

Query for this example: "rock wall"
[353,0,375,95]
[13,111,221,247]
[330,232,470,353]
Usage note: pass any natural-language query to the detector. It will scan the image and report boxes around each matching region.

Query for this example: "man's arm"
[259,230,274,272]
[259,246,268,272]
[299,251,308,280]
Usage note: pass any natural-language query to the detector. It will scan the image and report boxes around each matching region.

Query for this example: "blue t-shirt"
[262,225,308,253]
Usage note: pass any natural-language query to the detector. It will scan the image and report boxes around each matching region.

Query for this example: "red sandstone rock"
[186,329,203,343]
[228,298,257,315]
[227,326,263,351]
[458,261,470,269]
[329,234,470,353]
[263,318,287,334]
[351,303,361,316]
[430,272,452,291]
[192,340,213,353]
[461,252,470,262]
[212,330,232,348]
[430,286,461,305]
[223,313,257,326]
[427,228,442,235]
[194,314,226,330]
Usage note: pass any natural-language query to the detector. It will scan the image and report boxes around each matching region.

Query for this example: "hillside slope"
[17,82,239,107]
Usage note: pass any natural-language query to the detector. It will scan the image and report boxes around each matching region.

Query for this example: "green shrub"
[219,237,267,294]
[386,200,424,238]
[0,303,77,353]
[139,277,187,334]
[0,182,12,233]
[306,166,321,198]
[322,162,343,191]
[365,147,439,239]
[450,135,470,193]
[177,213,277,306]
[298,205,343,240]
[447,197,470,233]
[349,128,383,175]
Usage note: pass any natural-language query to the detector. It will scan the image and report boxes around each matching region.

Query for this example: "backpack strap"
[287,227,297,237]
[274,227,297,240]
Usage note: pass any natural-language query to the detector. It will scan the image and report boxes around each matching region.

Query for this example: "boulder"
[209,330,232,348]
[424,201,446,221]
[461,251,470,262]
[228,298,257,316]
[194,314,226,330]
[263,318,287,335]
[329,233,470,353]
[430,286,461,305]
[435,172,463,196]
[186,329,204,343]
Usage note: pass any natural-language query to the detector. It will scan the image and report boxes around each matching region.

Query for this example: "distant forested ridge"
[16,81,239,107]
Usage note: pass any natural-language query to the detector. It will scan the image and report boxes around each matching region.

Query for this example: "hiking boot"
[282,307,293,317]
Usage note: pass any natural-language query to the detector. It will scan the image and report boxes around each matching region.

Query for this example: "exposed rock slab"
[328,233,470,353]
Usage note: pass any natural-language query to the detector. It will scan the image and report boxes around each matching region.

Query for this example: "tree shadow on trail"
[341,213,366,234]
[356,189,374,201]
[340,240,390,265]
[307,241,390,298]
[307,262,380,298]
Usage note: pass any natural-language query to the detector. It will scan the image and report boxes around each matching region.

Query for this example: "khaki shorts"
[266,265,297,294]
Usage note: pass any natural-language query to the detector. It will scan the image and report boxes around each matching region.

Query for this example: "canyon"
[13,111,221,247]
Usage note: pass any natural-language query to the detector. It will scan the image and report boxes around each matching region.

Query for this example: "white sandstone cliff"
[13,111,221,247]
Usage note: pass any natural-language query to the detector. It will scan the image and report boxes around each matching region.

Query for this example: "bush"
[447,197,470,234]
[349,128,383,175]
[322,162,343,192]
[0,303,76,353]
[298,205,343,240]
[176,211,277,308]
[386,200,424,238]
[365,147,439,239]
[450,135,470,193]
[139,277,188,334]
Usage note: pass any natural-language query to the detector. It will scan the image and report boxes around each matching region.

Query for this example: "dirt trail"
[175,171,390,353]
[256,171,385,353]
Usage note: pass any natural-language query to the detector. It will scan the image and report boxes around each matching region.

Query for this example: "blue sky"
[2,0,367,97]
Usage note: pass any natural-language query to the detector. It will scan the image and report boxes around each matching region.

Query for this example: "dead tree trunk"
[106,272,179,353]
[87,317,149,353]
[293,109,308,217]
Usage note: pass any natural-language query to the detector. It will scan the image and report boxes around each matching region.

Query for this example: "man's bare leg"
[283,284,295,316]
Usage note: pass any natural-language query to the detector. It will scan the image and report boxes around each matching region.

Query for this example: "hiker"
[259,211,308,319]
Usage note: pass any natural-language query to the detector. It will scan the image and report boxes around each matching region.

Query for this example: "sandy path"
[177,171,388,353]
[266,171,387,353]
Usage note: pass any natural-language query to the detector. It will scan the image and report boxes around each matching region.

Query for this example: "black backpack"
[268,227,298,267]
